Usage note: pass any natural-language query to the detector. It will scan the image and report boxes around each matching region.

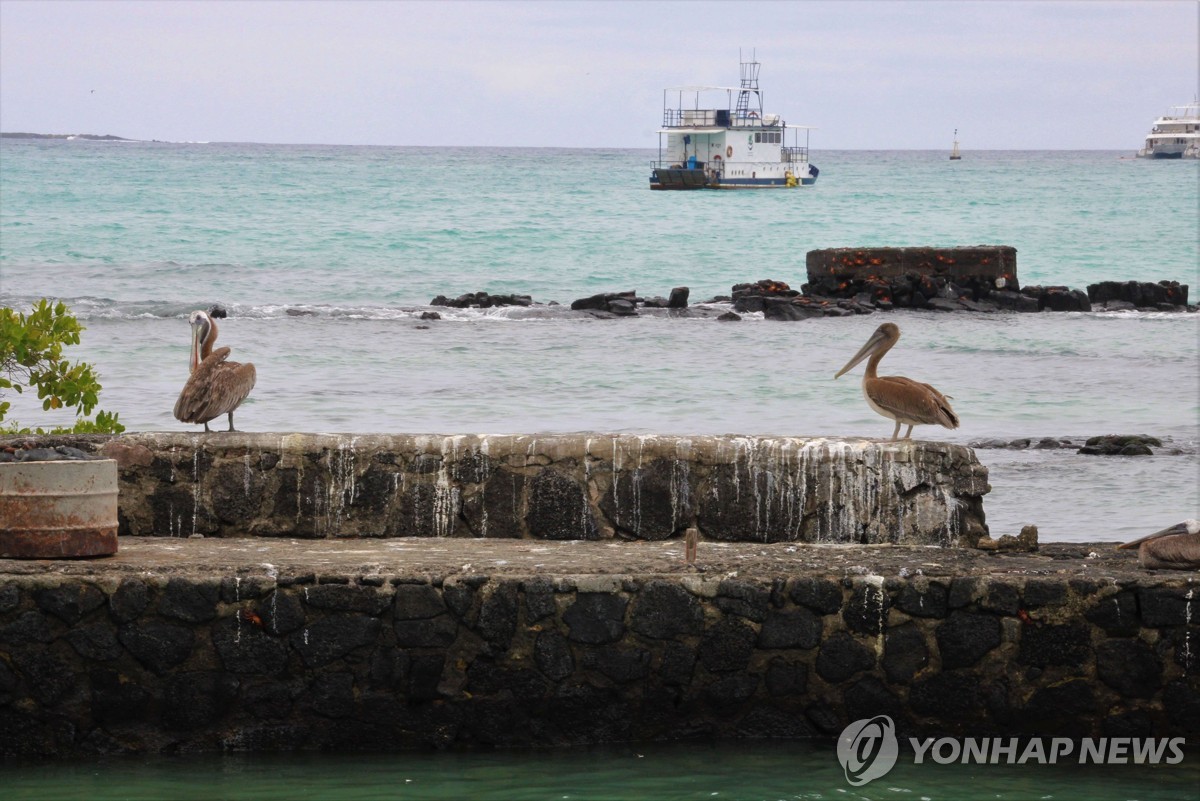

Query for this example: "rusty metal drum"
[0,459,118,558]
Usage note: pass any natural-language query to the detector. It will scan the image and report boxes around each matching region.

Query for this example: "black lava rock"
[935,611,1001,668]
[1077,434,1161,456]
[815,631,875,682]
[630,581,704,639]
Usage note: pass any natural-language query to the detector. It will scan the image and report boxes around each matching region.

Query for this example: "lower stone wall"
[80,433,988,546]
[1,543,1196,756]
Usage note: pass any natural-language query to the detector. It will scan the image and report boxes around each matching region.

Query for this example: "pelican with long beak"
[1117,520,1200,570]
[834,322,959,441]
[173,309,256,432]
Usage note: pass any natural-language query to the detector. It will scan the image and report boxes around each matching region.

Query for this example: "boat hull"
[649,164,818,190]
[649,167,710,189]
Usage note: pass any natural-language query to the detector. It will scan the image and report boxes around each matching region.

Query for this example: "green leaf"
[0,299,122,431]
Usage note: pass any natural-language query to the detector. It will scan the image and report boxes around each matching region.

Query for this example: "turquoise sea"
[2,141,1197,544]
[1,141,1199,798]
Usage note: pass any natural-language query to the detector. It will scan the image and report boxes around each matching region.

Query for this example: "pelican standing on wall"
[1118,520,1200,570]
[173,308,256,432]
[834,322,959,440]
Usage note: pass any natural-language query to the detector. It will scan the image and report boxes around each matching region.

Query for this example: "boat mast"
[735,49,763,120]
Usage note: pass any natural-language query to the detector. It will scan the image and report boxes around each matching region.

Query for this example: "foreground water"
[1,142,1198,544]
[4,741,1199,801]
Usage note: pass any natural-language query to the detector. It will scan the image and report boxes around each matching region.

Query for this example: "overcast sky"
[1,0,1196,149]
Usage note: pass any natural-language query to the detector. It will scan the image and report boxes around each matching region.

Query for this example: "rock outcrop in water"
[968,435,1179,456]
[1088,280,1189,311]
[425,249,1193,318]
[570,291,639,316]
[430,292,533,309]
[1077,435,1163,456]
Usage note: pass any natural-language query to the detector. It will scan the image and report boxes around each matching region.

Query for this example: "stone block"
[163,671,239,730]
[534,630,575,681]
[90,668,153,725]
[765,658,808,696]
[290,614,381,668]
[883,624,929,683]
[1096,639,1163,699]
[816,631,875,682]
[212,617,289,675]
[629,581,704,639]
[698,618,756,673]
[758,608,823,650]
[936,612,1001,668]
[715,580,770,622]
[33,583,106,624]
[119,621,195,674]
[894,581,948,618]
[528,468,599,540]
[563,593,627,644]
[302,584,392,615]
[158,579,220,624]
[789,577,843,614]
[65,622,122,662]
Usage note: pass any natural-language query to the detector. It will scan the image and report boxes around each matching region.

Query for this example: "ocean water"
[1,141,1198,546]
[3,741,1199,801]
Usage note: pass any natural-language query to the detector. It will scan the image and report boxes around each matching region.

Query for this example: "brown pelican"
[834,322,959,440]
[173,309,256,432]
[1118,520,1200,570]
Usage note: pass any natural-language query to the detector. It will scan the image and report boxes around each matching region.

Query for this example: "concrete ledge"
[1,539,1196,755]
[83,433,990,545]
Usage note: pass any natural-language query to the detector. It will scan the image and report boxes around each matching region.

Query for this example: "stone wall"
[0,541,1195,756]
[83,433,989,546]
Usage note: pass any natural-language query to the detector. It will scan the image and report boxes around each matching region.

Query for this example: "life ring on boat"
[748,111,759,119]
[726,145,733,158]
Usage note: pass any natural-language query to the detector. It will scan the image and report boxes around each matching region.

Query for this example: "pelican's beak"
[835,329,887,379]
[188,320,202,374]
[1149,521,1192,539]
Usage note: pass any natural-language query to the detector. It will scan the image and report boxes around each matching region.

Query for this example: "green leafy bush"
[0,299,125,434]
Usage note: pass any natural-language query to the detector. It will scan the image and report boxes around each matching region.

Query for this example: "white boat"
[950,129,961,160]
[1136,102,1200,159]
[649,55,819,190]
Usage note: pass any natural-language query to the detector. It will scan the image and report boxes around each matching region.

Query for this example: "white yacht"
[649,56,819,189]
[1136,102,1200,159]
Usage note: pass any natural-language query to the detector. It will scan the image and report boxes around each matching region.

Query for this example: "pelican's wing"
[174,348,256,423]
[1118,522,1192,550]
[1138,534,1200,568]
[868,375,960,429]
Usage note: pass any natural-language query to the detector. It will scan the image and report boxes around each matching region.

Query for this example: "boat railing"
[662,108,783,128]
[650,159,725,179]
[781,146,809,164]
[663,109,725,127]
